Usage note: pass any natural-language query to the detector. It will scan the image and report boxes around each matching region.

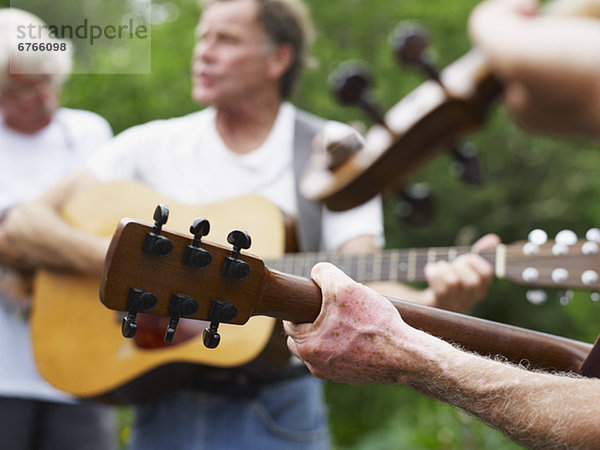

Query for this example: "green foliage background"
[4,0,600,448]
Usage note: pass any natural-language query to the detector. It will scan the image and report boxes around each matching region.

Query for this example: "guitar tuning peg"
[522,242,540,255]
[202,300,238,349]
[142,204,173,257]
[122,288,158,338]
[558,289,574,306]
[329,61,387,126]
[449,142,484,187]
[555,229,578,246]
[582,270,599,287]
[582,240,599,255]
[552,242,570,256]
[395,183,434,227]
[182,218,212,268]
[389,22,442,87]
[316,121,365,171]
[221,230,252,280]
[526,289,547,305]
[586,228,600,243]
[164,294,199,344]
[527,229,548,246]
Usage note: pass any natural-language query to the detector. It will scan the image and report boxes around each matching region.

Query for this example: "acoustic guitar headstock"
[300,23,502,212]
[100,204,268,350]
[100,205,322,350]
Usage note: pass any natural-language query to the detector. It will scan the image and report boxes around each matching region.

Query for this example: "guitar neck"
[257,269,592,374]
[265,246,496,283]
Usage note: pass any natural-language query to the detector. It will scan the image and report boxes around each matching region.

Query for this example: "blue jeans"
[129,375,330,450]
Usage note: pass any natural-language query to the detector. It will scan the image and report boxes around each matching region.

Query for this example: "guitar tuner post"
[449,143,484,187]
[182,218,212,268]
[222,230,252,280]
[122,288,158,338]
[329,62,386,126]
[152,204,169,232]
[164,294,199,344]
[202,299,238,349]
[190,218,210,244]
[390,23,442,86]
[395,183,434,227]
[142,204,174,257]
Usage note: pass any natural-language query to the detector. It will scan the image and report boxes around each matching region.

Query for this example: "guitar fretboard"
[265,247,498,283]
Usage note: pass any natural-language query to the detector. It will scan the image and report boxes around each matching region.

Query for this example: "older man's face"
[0,74,59,134]
[191,0,279,108]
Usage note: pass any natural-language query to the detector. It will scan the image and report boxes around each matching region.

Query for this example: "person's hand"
[468,0,600,138]
[0,265,33,309]
[419,233,499,311]
[284,262,448,386]
[0,211,38,271]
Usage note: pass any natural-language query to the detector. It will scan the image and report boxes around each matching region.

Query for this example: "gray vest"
[293,109,325,252]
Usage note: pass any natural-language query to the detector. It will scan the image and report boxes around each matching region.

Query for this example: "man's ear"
[266,43,294,80]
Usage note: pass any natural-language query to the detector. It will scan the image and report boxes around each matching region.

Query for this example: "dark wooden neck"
[256,268,592,375]
[265,246,493,283]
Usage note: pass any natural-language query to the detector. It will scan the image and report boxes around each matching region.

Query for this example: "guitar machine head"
[101,204,261,350]
[100,204,322,350]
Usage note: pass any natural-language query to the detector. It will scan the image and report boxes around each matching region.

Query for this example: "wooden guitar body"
[30,182,284,403]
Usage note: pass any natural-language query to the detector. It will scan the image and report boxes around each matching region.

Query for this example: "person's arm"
[337,233,498,311]
[284,263,600,449]
[469,0,600,138]
[0,170,109,274]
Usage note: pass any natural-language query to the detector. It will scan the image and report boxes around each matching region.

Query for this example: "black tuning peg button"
[164,294,199,344]
[182,218,212,268]
[395,183,434,227]
[221,230,251,280]
[202,299,238,349]
[329,61,386,126]
[449,143,484,187]
[142,204,173,257]
[122,288,158,338]
[390,22,442,86]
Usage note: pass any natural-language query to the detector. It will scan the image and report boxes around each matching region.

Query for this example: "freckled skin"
[285,263,449,386]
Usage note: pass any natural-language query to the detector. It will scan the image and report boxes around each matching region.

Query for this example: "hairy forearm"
[288,263,600,449]
[413,341,600,449]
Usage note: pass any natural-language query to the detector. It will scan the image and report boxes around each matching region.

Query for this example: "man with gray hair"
[0,8,117,449]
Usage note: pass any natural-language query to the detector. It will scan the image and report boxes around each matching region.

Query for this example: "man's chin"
[191,87,215,106]
[5,115,52,134]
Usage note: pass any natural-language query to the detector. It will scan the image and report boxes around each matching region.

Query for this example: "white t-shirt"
[89,103,384,251]
[0,107,113,402]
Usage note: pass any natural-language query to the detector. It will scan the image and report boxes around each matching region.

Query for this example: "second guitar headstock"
[300,23,501,212]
